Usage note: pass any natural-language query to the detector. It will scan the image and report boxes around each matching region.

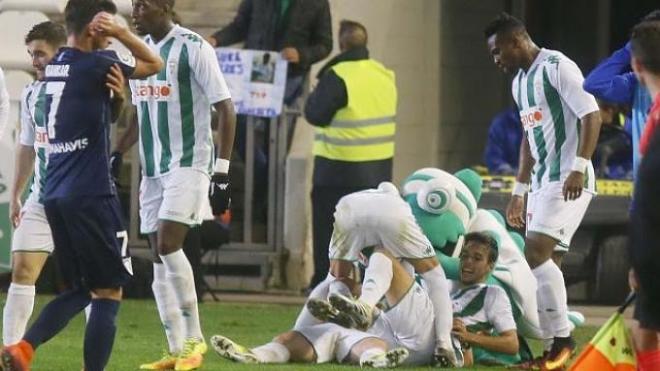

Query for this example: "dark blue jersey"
[43,47,135,199]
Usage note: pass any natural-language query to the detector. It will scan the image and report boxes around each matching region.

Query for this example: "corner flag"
[569,293,636,371]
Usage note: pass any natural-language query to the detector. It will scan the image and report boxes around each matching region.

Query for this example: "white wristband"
[213,158,230,173]
[571,157,589,174]
[512,181,529,197]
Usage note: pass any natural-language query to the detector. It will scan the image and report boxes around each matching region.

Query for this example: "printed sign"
[216,48,288,118]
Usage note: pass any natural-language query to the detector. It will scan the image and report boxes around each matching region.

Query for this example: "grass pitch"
[14,296,597,370]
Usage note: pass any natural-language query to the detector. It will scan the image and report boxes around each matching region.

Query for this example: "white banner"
[216,48,288,118]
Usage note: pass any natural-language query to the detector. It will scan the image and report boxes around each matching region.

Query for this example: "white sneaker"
[210,335,259,364]
[360,348,409,368]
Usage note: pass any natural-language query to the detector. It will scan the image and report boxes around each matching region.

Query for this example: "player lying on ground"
[449,232,519,367]
[300,183,458,367]
[210,247,436,367]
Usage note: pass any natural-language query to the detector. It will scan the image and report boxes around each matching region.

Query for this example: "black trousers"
[630,136,660,330]
[309,186,367,288]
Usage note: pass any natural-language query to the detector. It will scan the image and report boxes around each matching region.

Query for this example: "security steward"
[304,19,397,289]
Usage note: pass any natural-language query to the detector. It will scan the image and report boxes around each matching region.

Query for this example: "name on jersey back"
[45,64,70,78]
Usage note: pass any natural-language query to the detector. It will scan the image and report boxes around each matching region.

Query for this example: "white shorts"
[369,282,436,365]
[328,192,435,261]
[296,282,435,365]
[295,323,376,363]
[139,168,211,234]
[526,181,593,250]
[11,199,53,254]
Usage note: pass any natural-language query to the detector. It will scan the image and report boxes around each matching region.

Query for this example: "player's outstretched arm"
[452,318,519,356]
[208,99,236,215]
[91,12,163,79]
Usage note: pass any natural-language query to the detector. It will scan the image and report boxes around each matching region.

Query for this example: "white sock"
[160,249,204,341]
[251,342,290,363]
[532,260,571,338]
[153,263,184,354]
[294,274,332,330]
[359,348,386,364]
[328,278,352,298]
[421,265,453,349]
[2,283,35,345]
[359,252,393,307]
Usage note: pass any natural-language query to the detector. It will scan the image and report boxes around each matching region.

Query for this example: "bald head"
[339,20,367,52]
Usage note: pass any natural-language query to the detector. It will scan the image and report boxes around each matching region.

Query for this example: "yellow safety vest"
[313,59,397,162]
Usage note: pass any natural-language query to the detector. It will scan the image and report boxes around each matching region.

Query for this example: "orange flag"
[569,311,636,371]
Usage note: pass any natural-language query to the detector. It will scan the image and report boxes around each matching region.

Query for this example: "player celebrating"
[212,247,435,368]
[484,13,601,370]
[0,1,163,370]
[450,232,519,367]
[3,20,128,348]
[111,0,236,369]
[297,182,458,367]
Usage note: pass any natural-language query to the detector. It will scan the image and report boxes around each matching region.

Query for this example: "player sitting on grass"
[210,246,436,368]
[449,232,520,367]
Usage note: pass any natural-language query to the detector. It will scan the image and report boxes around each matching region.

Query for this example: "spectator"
[208,0,332,224]
[304,20,397,289]
[484,106,523,175]
[583,10,660,177]
[593,101,632,179]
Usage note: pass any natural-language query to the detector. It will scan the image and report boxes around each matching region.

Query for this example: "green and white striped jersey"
[451,282,516,334]
[18,81,48,204]
[130,25,231,178]
[512,48,599,192]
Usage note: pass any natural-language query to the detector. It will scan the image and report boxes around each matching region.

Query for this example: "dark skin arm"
[563,110,601,201]
[212,99,236,162]
[113,111,139,154]
[106,64,126,122]
[506,135,534,228]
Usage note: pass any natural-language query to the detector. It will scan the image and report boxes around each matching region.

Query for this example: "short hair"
[463,232,499,264]
[25,21,67,47]
[483,12,526,39]
[339,19,368,49]
[631,21,660,74]
[642,9,660,22]
[64,0,117,35]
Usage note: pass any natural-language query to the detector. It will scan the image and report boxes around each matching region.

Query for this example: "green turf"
[9,296,597,370]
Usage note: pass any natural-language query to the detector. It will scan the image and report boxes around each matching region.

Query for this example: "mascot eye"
[427,191,448,210]
[417,179,455,215]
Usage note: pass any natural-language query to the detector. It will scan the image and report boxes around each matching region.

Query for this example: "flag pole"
[618,291,636,314]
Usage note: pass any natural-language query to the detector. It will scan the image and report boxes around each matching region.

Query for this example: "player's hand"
[281,47,300,63]
[106,64,126,102]
[209,173,231,215]
[506,195,525,228]
[109,151,123,184]
[91,11,125,38]
[206,35,218,47]
[451,318,471,343]
[562,171,584,201]
[9,198,22,228]
[628,268,639,292]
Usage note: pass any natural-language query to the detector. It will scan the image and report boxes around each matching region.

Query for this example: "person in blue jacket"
[583,10,660,177]
[484,106,523,175]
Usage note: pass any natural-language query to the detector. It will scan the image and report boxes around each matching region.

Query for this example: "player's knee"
[91,287,123,301]
[408,256,438,274]
[156,240,182,255]
[11,263,40,285]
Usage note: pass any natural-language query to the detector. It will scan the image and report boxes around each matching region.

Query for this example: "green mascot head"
[402,167,482,254]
